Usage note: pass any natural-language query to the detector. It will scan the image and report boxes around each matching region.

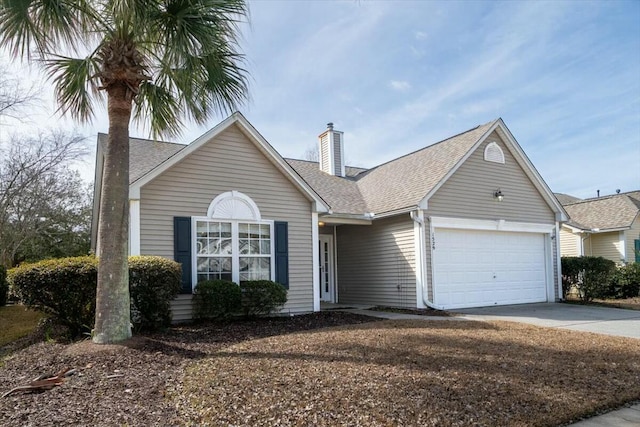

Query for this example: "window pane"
[239,239,249,255]
[221,272,233,282]
[196,238,208,254]
[260,224,270,238]
[260,258,270,270]
[197,273,209,283]
[221,257,232,273]
[250,223,259,238]
[220,239,232,255]
[197,222,208,237]
[210,222,220,234]
[238,223,249,239]
[221,222,232,238]
[197,258,209,272]
[260,240,270,254]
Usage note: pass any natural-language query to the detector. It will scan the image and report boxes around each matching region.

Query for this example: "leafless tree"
[0,131,89,267]
[303,145,319,162]
[0,66,40,123]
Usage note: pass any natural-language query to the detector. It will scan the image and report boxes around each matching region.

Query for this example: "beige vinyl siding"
[333,132,343,177]
[427,132,555,224]
[625,216,640,263]
[588,232,623,263]
[138,124,314,321]
[559,228,581,257]
[336,215,416,307]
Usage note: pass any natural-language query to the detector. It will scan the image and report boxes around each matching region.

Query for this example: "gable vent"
[484,141,505,164]
[318,122,345,177]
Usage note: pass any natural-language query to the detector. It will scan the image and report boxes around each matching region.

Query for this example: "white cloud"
[390,80,411,91]
[414,30,428,40]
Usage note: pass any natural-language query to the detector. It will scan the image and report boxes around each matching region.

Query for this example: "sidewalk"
[345,308,640,427]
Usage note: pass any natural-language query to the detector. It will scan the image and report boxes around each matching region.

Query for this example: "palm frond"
[133,80,183,139]
[43,55,102,123]
[0,0,99,58]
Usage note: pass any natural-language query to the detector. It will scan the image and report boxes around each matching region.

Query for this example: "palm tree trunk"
[93,83,132,344]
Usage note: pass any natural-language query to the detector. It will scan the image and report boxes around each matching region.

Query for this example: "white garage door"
[433,228,548,309]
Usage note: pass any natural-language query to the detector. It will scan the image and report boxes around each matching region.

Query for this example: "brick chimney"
[318,122,345,177]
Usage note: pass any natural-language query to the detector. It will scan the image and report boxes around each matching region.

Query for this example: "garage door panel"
[434,228,547,309]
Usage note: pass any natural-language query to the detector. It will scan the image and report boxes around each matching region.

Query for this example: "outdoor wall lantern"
[494,189,504,202]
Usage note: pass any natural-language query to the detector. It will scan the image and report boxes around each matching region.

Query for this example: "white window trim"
[484,141,505,164]
[191,216,275,290]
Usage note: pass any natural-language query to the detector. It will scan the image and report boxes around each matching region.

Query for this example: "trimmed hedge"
[8,256,98,337]
[609,262,640,299]
[561,256,617,302]
[8,255,181,337]
[129,256,181,331]
[240,280,287,318]
[193,279,242,321]
[0,265,8,307]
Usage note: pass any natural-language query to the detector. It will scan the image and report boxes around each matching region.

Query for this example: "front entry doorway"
[319,234,335,302]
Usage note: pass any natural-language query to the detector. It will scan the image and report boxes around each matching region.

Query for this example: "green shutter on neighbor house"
[635,239,640,263]
[274,221,289,289]
[174,217,192,294]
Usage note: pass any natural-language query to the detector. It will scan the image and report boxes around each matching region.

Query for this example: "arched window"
[195,191,273,284]
[484,141,505,164]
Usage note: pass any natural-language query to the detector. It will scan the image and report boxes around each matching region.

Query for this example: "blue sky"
[1,0,639,199]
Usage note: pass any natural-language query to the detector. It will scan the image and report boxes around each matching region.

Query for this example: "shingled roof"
[285,121,497,215]
[562,191,640,231]
[97,133,186,184]
[554,193,583,205]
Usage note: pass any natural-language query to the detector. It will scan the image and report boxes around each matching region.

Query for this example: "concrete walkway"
[341,305,640,426]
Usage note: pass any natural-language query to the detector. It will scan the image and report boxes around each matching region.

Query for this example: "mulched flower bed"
[0,312,378,427]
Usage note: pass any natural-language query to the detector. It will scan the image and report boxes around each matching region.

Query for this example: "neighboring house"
[92,113,567,321]
[557,192,640,264]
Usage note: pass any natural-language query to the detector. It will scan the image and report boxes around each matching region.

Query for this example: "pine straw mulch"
[1,313,639,427]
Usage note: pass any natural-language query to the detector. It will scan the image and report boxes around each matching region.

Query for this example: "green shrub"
[561,256,616,302]
[0,265,7,307]
[129,256,182,331]
[8,256,98,337]
[609,263,640,299]
[9,255,182,337]
[240,280,287,318]
[193,279,242,320]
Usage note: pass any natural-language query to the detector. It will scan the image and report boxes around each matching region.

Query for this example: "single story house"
[557,191,640,264]
[92,113,567,321]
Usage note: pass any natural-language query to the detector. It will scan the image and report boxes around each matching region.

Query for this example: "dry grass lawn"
[0,306,44,347]
[183,319,640,427]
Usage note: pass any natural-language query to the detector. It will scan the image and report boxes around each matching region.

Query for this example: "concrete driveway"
[455,303,640,339]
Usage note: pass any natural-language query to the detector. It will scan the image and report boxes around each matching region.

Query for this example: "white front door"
[319,234,335,302]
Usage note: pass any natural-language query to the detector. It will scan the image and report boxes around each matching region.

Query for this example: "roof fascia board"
[128,112,329,213]
[320,217,372,225]
[561,223,587,233]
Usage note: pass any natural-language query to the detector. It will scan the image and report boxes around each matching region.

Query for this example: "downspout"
[410,210,446,310]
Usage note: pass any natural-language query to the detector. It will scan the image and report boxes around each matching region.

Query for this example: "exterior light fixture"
[494,189,504,202]
[318,221,325,227]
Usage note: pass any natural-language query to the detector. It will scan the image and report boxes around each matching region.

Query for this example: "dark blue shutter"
[174,217,192,294]
[635,239,640,263]
[274,221,289,289]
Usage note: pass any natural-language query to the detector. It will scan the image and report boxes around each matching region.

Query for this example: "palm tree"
[0,0,249,343]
